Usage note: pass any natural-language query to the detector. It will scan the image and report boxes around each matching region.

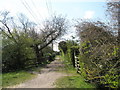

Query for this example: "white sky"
[0,0,107,51]
[84,11,95,19]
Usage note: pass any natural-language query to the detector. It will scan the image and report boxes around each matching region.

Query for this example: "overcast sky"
[0,0,108,51]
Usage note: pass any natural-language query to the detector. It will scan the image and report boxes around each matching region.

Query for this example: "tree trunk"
[71,49,75,67]
[34,45,42,65]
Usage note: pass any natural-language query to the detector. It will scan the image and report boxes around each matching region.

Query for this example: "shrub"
[2,32,36,72]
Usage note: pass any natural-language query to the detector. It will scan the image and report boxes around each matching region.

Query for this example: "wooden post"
[75,56,81,73]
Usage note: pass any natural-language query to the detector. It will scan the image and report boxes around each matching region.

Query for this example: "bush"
[76,21,120,88]
[2,32,36,72]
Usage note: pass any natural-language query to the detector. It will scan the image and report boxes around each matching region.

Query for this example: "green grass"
[1,55,58,88]
[0,74,2,89]
[2,57,55,88]
[2,71,36,87]
[55,55,96,88]
[55,76,96,88]
[55,62,96,88]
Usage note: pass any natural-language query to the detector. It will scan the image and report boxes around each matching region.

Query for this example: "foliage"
[58,41,67,54]
[55,55,96,88]
[0,12,67,72]
[42,46,56,62]
[2,31,36,72]
[59,40,79,67]
[101,70,119,88]
[75,20,120,88]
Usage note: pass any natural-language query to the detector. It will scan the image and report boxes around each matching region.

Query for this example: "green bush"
[59,40,79,67]
[101,71,119,88]
[75,21,120,88]
[79,41,120,88]
[2,32,36,72]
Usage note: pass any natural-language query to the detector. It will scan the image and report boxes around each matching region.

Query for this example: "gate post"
[75,56,81,73]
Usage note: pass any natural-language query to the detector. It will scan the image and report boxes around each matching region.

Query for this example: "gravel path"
[9,58,69,88]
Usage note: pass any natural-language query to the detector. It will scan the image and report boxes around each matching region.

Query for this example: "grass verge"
[55,55,96,88]
[55,65,96,88]
[2,71,36,88]
[55,76,96,88]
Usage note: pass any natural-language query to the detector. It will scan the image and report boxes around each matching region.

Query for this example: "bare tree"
[0,11,18,43]
[107,1,120,59]
[39,16,67,50]
[18,14,37,33]
[32,15,68,63]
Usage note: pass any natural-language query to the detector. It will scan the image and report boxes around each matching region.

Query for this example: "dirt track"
[9,58,69,88]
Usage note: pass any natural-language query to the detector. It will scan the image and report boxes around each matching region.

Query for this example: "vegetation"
[0,11,67,72]
[1,1,120,89]
[59,40,79,68]
[75,20,119,88]
[55,54,96,88]
[2,71,36,87]
[55,76,96,88]
[59,21,120,88]
[0,11,68,87]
